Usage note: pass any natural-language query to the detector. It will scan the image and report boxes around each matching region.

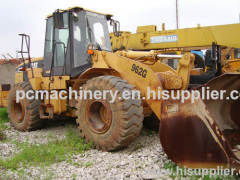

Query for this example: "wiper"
[95,42,102,51]
[86,17,93,42]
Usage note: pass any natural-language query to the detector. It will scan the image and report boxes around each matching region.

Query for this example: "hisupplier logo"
[146,166,237,178]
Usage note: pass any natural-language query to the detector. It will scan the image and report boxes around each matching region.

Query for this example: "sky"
[0,0,239,57]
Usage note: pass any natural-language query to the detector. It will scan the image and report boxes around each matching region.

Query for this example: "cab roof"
[46,6,113,19]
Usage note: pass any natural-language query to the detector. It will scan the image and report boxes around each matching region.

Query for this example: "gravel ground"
[0,120,173,180]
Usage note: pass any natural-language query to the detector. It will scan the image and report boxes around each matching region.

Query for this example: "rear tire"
[8,82,42,131]
[76,76,144,151]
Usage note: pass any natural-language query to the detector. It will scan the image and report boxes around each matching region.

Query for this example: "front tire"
[8,82,42,131]
[76,76,144,151]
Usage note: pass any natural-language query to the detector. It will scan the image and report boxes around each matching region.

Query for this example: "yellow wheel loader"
[6,7,240,169]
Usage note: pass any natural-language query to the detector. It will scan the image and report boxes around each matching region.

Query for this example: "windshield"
[86,11,112,51]
[72,10,112,69]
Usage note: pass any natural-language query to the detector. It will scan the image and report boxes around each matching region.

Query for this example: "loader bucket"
[159,73,240,169]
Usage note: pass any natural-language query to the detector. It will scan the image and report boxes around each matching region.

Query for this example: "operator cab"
[43,7,118,78]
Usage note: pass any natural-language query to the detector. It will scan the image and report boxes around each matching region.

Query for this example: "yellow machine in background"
[110,23,240,50]
[0,84,10,107]
[110,23,240,74]
[4,7,240,169]
[0,59,20,107]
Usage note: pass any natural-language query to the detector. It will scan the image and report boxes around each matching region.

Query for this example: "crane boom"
[110,23,240,51]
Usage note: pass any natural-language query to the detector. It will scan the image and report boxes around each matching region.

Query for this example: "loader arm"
[91,51,194,120]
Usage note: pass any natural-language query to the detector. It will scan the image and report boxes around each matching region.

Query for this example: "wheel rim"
[86,100,112,134]
[12,100,25,123]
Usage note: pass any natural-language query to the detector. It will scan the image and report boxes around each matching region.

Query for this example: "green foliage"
[64,126,94,153]
[0,126,93,170]
[85,161,94,168]
[0,130,5,141]
[0,108,8,123]
[0,108,8,140]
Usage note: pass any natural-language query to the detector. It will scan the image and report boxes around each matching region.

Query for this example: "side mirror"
[110,19,120,37]
[53,10,64,29]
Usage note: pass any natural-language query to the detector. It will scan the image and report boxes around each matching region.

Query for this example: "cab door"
[43,13,70,77]
[71,11,92,78]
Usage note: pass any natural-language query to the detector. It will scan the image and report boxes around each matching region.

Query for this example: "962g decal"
[131,64,147,78]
